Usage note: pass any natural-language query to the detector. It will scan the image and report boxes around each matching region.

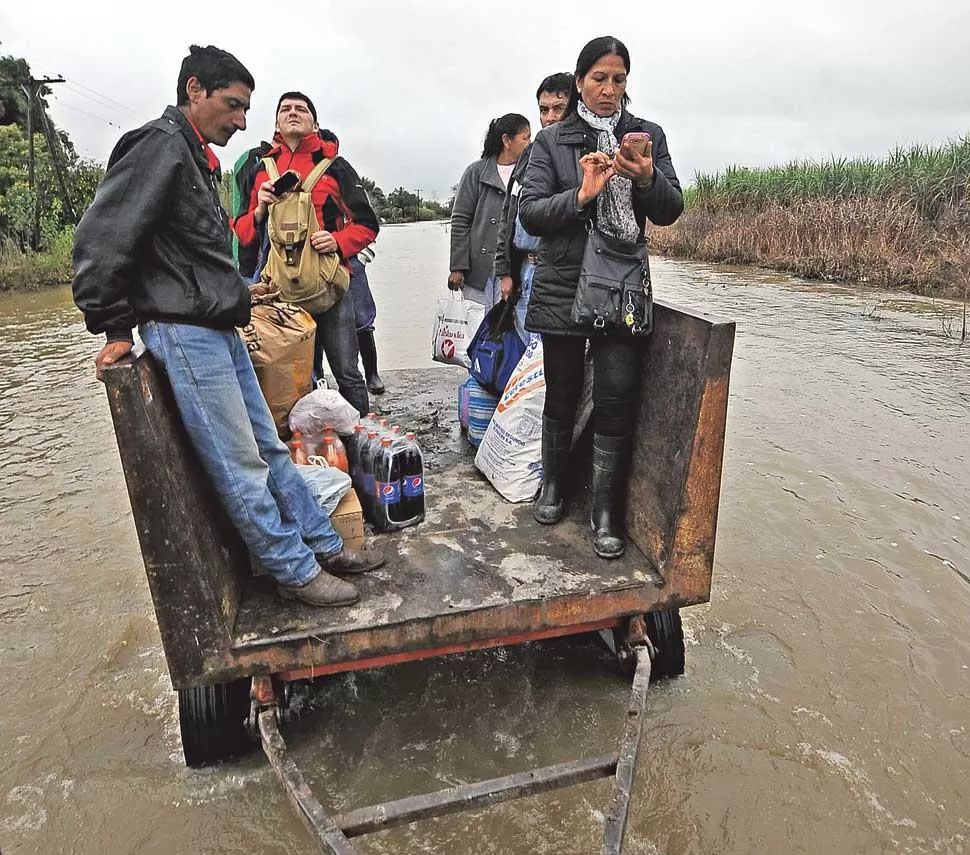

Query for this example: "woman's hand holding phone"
[614,132,654,185]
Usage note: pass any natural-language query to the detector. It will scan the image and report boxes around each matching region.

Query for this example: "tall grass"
[653,138,970,299]
[0,227,75,292]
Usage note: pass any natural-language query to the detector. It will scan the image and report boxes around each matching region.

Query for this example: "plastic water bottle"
[397,432,426,524]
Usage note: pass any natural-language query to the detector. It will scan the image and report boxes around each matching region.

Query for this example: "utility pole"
[21,76,66,249]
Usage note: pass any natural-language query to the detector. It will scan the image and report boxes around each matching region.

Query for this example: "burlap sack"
[239,290,316,436]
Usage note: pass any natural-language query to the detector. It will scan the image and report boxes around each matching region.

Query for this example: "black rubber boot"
[590,434,628,559]
[533,416,573,524]
[357,330,385,395]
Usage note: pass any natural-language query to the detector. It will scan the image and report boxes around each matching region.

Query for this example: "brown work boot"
[278,569,359,607]
[316,546,386,576]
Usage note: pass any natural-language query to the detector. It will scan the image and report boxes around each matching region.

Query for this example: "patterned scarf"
[577,102,640,243]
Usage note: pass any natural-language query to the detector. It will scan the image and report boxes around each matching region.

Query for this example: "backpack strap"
[301,157,335,194]
[261,156,280,182]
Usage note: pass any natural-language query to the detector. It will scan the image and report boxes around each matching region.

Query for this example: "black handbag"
[571,224,653,335]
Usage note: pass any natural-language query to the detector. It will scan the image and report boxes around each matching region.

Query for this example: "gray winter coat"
[518,110,683,336]
[449,155,507,301]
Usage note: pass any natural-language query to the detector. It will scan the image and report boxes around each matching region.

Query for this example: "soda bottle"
[359,430,381,521]
[289,431,309,465]
[320,431,349,473]
[399,432,426,524]
[347,423,366,491]
[374,436,402,530]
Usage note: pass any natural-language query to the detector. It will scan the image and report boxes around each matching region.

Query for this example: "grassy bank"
[0,228,74,293]
[651,138,970,300]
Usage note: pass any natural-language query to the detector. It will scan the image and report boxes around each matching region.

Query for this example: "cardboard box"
[330,488,365,552]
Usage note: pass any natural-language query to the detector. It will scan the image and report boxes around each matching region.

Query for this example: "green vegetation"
[653,138,970,299]
[359,178,451,223]
[0,56,103,291]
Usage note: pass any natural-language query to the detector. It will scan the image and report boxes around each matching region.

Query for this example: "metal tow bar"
[255,638,654,855]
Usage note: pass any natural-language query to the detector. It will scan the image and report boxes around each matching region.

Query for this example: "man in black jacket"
[494,72,573,343]
[72,45,383,607]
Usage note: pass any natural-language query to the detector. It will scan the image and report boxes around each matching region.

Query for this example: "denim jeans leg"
[514,260,535,345]
[139,321,328,587]
[312,291,369,415]
[229,330,344,559]
[348,256,377,333]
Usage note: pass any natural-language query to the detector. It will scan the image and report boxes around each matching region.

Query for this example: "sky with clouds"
[2,0,969,200]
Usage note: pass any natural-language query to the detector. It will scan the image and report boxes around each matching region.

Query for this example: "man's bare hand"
[447,270,465,291]
[310,230,339,254]
[95,341,133,382]
[254,180,280,222]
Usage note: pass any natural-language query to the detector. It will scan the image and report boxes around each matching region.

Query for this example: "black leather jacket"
[73,106,251,342]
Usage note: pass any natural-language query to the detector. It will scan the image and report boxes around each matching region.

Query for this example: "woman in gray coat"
[448,114,531,308]
[518,35,684,559]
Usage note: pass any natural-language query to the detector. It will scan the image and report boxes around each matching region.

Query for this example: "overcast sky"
[3,0,969,199]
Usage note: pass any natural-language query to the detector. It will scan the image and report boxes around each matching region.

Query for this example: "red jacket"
[233,132,378,262]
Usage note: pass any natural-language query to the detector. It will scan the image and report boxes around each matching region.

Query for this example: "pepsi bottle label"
[377,480,401,505]
[402,475,424,497]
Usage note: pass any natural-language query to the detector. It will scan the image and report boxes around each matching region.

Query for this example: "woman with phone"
[448,114,531,308]
[518,35,683,558]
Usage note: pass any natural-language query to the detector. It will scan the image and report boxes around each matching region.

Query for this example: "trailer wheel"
[644,608,685,681]
[178,678,254,768]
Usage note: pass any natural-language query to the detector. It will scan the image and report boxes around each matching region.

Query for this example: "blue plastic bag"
[466,301,526,396]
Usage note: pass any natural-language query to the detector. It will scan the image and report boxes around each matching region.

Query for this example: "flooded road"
[1,221,968,854]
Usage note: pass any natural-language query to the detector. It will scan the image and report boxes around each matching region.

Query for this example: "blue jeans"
[312,288,369,416]
[349,256,377,332]
[462,275,502,312]
[139,321,342,587]
[513,259,536,345]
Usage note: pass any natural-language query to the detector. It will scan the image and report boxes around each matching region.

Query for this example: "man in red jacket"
[234,91,379,414]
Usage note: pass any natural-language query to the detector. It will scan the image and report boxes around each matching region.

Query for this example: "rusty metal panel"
[218,584,700,685]
[102,352,247,686]
[625,302,735,600]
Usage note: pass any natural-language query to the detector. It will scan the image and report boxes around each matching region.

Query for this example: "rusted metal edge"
[333,753,618,839]
[602,645,652,855]
[258,709,359,855]
[277,617,624,682]
[231,580,664,654]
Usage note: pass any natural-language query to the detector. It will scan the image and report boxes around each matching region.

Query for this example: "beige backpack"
[259,156,351,315]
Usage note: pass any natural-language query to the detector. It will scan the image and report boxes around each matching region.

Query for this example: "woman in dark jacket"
[449,113,531,308]
[518,35,683,558]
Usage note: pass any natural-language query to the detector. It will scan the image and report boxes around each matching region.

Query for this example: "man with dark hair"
[234,91,379,415]
[495,72,573,341]
[73,46,383,608]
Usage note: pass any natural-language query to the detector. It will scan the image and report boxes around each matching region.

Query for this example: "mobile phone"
[620,132,651,157]
[271,170,301,196]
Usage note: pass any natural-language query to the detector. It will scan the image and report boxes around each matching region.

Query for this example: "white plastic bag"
[474,337,546,502]
[289,388,360,436]
[431,292,485,369]
[475,338,594,503]
[295,464,352,514]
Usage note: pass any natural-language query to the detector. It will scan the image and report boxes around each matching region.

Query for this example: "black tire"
[177,678,254,768]
[645,608,685,681]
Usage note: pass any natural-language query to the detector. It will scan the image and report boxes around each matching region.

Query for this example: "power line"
[62,79,138,118]
[52,96,124,129]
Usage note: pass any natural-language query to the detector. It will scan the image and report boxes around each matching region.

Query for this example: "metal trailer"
[102,301,734,854]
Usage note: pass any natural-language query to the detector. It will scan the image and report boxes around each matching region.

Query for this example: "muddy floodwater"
[1,221,968,854]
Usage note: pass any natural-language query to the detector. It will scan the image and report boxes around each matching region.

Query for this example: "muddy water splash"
[1,224,968,854]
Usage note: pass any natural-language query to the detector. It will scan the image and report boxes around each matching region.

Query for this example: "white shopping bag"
[431,292,485,369]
